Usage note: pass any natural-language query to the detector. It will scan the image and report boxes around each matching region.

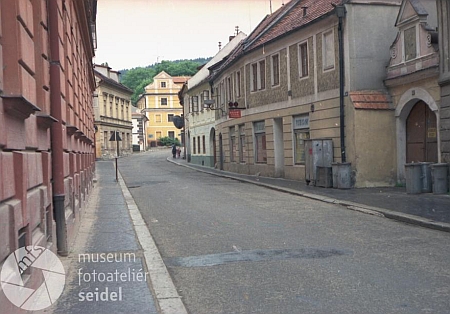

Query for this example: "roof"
[94,69,133,94]
[350,91,393,110]
[173,76,190,84]
[209,0,342,81]
[244,0,342,53]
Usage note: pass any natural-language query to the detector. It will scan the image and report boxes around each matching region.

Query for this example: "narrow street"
[119,150,450,314]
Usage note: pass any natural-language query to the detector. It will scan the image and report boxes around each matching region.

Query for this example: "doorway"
[406,101,437,163]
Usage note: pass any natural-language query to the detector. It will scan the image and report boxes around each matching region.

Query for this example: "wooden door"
[406,101,437,163]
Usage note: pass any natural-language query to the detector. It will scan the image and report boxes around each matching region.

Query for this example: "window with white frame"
[271,54,280,86]
[168,114,174,122]
[161,98,168,106]
[250,60,266,91]
[299,42,309,78]
[227,76,232,102]
[259,59,266,90]
[197,136,201,154]
[404,26,417,61]
[293,115,310,164]
[191,96,199,112]
[160,81,166,88]
[323,30,335,71]
[193,137,196,154]
[254,121,267,163]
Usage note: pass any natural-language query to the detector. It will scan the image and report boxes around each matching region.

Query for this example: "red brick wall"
[0,0,96,311]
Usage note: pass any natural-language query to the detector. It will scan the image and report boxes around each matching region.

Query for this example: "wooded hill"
[119,58,211,105]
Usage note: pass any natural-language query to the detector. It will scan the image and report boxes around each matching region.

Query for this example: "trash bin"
[431,163,449,194]
[419,162,433,193]
[332,162,352,189]
[405,163,422,194]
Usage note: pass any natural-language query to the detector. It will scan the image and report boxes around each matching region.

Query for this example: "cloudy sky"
[94,0,286,70]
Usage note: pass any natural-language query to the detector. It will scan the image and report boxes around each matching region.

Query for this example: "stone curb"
[117,169,188,314]
[168,158,450,233]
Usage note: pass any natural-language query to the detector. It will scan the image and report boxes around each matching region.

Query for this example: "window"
[104,131,108,149]
[202,135,206,154]
[235,71,241,97]
[404,26,416,61]
[156,131,162,140]
[160,82,166,88]
[299,42,309,77]
[155,114,162,123]
[251,60,266,91]
[168,114,174,122]
[227,77,232,102]
[323,30,335,70]
[168,131,175,139]
[191,96,199,112]
[197,136,201,154]
[293,115,310,164]
[239,125,246,163]
[271,54,280,86]
[230,127,236,162]
[193,137,196,154]
[259,60,266,90]
[251,63,258,91]
[254,121,266,163]
[160,98,168,106]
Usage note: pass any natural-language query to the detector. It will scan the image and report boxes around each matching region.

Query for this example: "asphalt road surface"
[119,149,450,314]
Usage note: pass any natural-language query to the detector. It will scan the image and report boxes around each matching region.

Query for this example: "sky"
[94,0,287,70]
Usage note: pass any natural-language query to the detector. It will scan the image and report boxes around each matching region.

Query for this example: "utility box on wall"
[305,139,334,186]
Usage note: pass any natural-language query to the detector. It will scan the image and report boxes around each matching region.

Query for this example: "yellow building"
[137,71,189,147]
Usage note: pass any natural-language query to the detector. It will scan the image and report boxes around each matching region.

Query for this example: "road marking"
[117,171,187,314]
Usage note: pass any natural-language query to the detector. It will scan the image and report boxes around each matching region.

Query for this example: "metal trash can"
[431,163,449,194]
[332,162,352,189]
[405,163,422,194]
[419,162,433,193]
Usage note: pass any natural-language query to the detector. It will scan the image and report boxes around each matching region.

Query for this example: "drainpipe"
[336,4,346,162]
[49,0,67,255]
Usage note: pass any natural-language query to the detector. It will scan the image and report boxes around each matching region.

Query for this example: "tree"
[120,58,211,105]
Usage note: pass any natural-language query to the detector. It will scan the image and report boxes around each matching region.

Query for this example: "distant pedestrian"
[172,144,176,158]
[176,147,181,158]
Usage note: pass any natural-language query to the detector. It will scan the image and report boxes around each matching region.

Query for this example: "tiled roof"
[209,0,342,81]
[173,76,190,84]
[244,0,342,52]
[350,91,393,110]
[94,70,133,94]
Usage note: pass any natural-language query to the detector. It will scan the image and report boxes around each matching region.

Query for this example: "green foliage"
[119,58,211,105]
[159,136,181,146]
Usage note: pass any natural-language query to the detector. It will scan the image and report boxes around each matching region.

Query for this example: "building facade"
[132,106,149,151]
[137,71,189,147]
[437,0,450,163]
[209,0,401,187]
[183,32,247,167]
[0,0,97,312]
[94,64,133,158]
[385,0,441,182]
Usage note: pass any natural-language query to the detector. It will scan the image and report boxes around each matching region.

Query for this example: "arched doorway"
[395,87,440,183]
[406,101,438,163]
[219,133,224,170]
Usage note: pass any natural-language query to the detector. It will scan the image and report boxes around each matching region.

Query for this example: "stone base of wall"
[190,155,215,167]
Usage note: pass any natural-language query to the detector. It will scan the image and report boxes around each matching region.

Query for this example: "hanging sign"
[229,109,241,119]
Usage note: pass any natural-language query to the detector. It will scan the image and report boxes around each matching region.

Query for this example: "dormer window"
[404,26,417,61]
[160,82,166,88]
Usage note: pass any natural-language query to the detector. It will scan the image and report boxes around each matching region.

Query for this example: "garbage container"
[332,162,352,189]
[431,163,449,194]
[405,163,422,194]
[419,162,433,193]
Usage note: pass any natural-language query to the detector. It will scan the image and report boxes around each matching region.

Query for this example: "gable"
[396,0,428,27]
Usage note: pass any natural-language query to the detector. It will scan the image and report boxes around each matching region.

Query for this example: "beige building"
[208,0,402,187]
[94,64,133,158]
[137,71,189,147]
[385,0,441,182]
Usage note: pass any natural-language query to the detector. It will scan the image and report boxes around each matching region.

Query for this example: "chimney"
[218,41,222,50]
[229,36,235,42]
[302,6,308,17]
